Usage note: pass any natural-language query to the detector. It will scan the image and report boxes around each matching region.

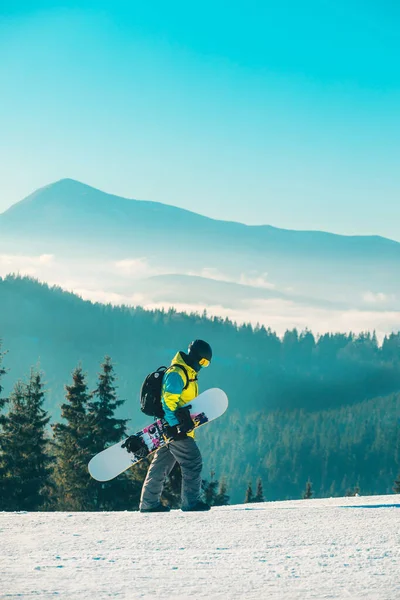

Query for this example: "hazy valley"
[1,178,399,337]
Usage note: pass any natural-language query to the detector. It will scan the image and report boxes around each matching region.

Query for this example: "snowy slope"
[1,495,399,600]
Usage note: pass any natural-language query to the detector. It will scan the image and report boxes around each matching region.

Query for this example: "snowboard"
[88,388,228,482]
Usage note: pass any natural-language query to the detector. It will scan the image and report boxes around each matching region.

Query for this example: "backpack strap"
[166,363,196,391]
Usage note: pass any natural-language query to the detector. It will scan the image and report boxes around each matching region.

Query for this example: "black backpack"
[140,364,191,418]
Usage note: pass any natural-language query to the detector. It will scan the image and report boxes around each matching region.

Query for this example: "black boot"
[182,501,211,512]
[140,504,171,513]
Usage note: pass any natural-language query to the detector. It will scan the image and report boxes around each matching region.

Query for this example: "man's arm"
[162,371,185,426]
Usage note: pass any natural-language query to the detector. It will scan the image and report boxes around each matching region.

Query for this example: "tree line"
[1,275,400,506]
[200,391,400,503]
[2,275,400,422]
[1,343,399,511]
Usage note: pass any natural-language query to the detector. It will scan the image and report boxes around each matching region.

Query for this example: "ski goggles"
[199,357,211,368]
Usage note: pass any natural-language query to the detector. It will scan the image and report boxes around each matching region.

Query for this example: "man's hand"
[175,405,194,434]
[121,435,149,457]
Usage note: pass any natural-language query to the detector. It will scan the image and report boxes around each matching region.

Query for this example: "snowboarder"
[139,339,213,513]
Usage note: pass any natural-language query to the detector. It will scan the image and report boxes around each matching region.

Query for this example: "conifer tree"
[0,381,25,509]
[0,371,52,510]
[87,356,134,510]
[303,479,313,499]
[214,477,230,506]
[52,366,93,510]
[393,473,400,494]
[244,481,254,503]
[254,477,265,503]
[88,356,128,454]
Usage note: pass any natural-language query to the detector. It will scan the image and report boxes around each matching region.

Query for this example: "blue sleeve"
[161,371,185,426]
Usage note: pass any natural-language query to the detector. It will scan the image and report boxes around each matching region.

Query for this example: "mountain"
[131,274,345,309]
[1,179,398,259]
[1,179,399,331]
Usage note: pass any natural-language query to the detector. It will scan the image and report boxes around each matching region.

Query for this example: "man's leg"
[139,445,176,511]
[168,437,203,510]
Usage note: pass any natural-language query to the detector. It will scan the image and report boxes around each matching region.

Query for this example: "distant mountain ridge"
[1,179,398,255]
[1,178,399,328]
[134,274,346,309]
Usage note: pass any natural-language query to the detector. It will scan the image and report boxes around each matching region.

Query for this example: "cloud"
[189,267,275,289]
[114,258,158,278]
[1,253,398,340]
[70,289,399,342]
[0,254,55,276]
[239,272,275,289]
[243,297,400,340]
[141,299,400,342]
[73,288,146,306]
[362,291,394,305]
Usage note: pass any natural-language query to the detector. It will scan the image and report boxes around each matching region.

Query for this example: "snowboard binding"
[121,435,149,459]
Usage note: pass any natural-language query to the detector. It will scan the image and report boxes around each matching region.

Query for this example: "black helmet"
[188,339,212,365]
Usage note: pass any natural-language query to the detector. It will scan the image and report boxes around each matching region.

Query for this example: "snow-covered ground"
[1,495,399,600]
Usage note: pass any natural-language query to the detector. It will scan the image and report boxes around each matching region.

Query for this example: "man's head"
[185,339,212,372]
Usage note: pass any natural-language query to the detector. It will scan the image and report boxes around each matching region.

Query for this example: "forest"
[0,274,399,507]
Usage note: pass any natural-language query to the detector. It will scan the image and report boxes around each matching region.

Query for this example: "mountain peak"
[2,178,133,217]
[45,178,104,193]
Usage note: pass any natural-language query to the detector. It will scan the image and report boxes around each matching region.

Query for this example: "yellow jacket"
[161,352,199,437]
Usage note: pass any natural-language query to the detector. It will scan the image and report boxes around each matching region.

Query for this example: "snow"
[1,495,399,599]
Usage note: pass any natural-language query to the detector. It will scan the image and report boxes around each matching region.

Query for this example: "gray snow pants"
[139,437,202,511]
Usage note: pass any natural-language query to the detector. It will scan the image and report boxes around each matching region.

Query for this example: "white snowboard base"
[88,388,228,482]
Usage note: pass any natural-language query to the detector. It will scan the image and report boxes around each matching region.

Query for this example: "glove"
[164,425,187,441]
[175,405,194,434]
[121,435,149,457]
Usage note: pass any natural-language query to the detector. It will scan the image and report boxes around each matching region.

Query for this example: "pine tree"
[244,481,254,503]
[88,356,128,454]
[0,381,25,509]
[86,357,132,510]
[254,477,265,503]
[393,473,400,494]
[202,470,219,505]
[303,479,313,499]
[0,371,52,510]
[214,477,230,506]
[52,366,93,511]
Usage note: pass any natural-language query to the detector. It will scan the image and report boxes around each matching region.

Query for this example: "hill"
[1,275,400,502]
[2,179,398,259]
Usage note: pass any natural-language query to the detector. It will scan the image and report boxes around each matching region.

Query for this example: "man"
[139,339,213,513]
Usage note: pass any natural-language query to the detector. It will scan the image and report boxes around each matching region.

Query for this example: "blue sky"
[1,1,399,239]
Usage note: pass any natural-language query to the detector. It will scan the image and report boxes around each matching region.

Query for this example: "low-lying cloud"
[362,291,395,305]
[190,267,275,289]
[113,258,158,278]
[1,253,399,340]
[0,253,54,276]
[62,288,400,341]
